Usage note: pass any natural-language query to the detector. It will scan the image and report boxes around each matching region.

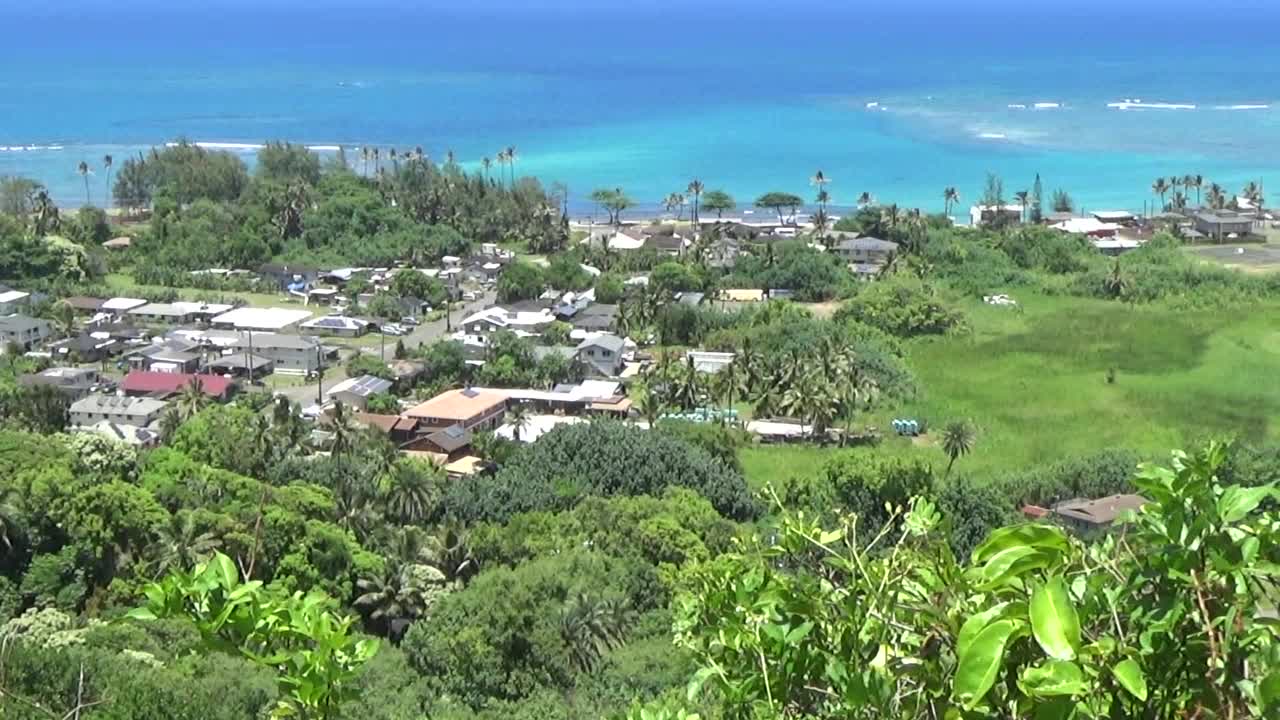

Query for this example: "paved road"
[274,290,497,408]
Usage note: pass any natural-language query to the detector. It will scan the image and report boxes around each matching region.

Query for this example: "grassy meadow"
[740,292,1280,488]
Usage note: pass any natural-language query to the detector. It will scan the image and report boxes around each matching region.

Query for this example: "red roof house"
[121,371,234,401]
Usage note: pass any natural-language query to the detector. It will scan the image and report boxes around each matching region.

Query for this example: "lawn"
[103,272,298,309]
[738,292,1280,487]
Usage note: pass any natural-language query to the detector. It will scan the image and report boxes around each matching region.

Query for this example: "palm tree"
[857,191,874,208]
[1104,257,1128,298]
[1191,174,1204,206]
[505,403,532,442]
[355,562,435,637]
[149,511,220,579]
[102,154,113,209]
[1014,190,1029,222]
[176,377,210,422]
[1242,181,1264,208]
[1151,178,1170,212]
[481,156,493,183]
[560,592,628,674]
[388,148,399,174]
[635,381,666,427]
[505,145,518,187]
[668,356,703,410]
[77,161,91,206]
[1205,183,1227,211]
[372,147,381,176]
[33,189,58,236]
[380,460,442,525]
[360,147,370,176]
[943,187,959,217]
[686,179,704,227]
[421,521,477,585]
[329,400,362,456]
[941,420,976,479]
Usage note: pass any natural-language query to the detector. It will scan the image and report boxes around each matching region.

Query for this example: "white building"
[211,307,313,332]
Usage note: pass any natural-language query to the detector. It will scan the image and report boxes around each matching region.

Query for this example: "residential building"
[126,338,205,373]
[403,387,508,431]
[570,304,617,332]
[605,227,648,251]
[235,333,331,375]
[70,394,168,427]
[403,423,474,460]
[1051,494,1149,534]
[0,314,52,351]
[0,290,31,315]
[300,315,370,337]
[128,301,232,325]
[259,263,318,291]
[676,291,706,307]
[353,412,420,445]
[19,367,101,400]
[832,236,899,264]
[644,233,688,255]
[459,306,556,337]
[62,296,106,314]
[84,421,160,448]
[327,374,394,411]
[686,350,735,374]
[122,371,234,401]
[970,204,1024,227]
[49,331,120,363]
[207,352,275,378]
[100,297,148,316]
[720,288,765,303]
[576,334,625,377]
[211,307,313,332]
[1193,211,1257,241]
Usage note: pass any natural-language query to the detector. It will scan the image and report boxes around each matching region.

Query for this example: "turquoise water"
[2,3,1278,215]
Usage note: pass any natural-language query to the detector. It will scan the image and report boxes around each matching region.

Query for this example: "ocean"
[3,2,1279,217]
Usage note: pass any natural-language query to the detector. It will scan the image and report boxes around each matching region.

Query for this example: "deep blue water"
[3,2,1279,215]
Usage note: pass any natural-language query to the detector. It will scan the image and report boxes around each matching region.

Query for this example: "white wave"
[306,144,342,151]
[1033,102,1061,109]
[1213,104,1270,111]
[0,144,66,152]
[1007,103,1027,109]
[166,141,265,151]
[977,132,1007,140]
[865,101,879,108]
[1108,101,1196,110]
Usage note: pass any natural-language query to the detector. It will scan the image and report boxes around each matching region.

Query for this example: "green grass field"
[103,272,296,309]
[740,292,1280,487]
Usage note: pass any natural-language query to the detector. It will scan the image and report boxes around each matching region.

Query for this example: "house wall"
[71,407,162,427]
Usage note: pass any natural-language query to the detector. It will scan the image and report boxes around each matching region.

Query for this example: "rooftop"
[1053,494,1149,526]
[70,393,168,418]
[404,387,508,421]
[577,333,625,354]
[122,371,233,398]
[327,374,394,399]
[0,290,30,304]
[101,297,147,312]
[212,307,313,331]
[301,315,369,331]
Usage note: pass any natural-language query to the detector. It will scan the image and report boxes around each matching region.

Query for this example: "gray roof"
[1195,212,1253,224]
[334,375,394,398]
[0,314,50,333]
[1053,494,1148,526]
[208,353,275,370]
[677,292,705,306]
[577,334,625,354]
[426,423,473,453]
[237,333,321,350]
[70,393,167,418]
[835,236,898,251]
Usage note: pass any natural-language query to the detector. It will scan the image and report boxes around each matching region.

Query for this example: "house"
[1193,211,1257,241]
[686,350,735,374]
[48,331,121,363]
[970,204,1024,227]
[1051,217,1122,238]
[100,297,148,316]
[305,287,343,307]
[353,412,420,444]
[1091,210,1137,227]
[206,352,276,378]
[833,236,898,264]
[259,263,318,291]
[644,233,688,255]
[62,296,107,315]
[576,334,625,377]
[605,227,648,251]
[126,338,205,373]
[211,307,313,332]
[570,304,617,332]
[327,374,394,411]
[0,290,31,315]
[1092,238,1143,256]
[404,423,474,460]
[459,306,555,337]
[386,359,426,389]
[676,291,706,307]
[403,387,508,432]
[1051,494,1148,534]
[235,333,331,375]
[70,394,168,427]
[19,367,101,400]
[0,314,52,351]
[84,421,160,448]
[128,301,233,325]
[720,288,765,303]
[122,371,234,401]
[300,315,370,338]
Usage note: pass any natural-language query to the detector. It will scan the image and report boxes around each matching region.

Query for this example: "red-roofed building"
[121,371,234,401]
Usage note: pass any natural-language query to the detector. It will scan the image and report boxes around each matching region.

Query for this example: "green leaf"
[971,524,1069,565]
[1020,660,1087,697]
[786,622,814,644]
[212,552,239,590]
[1030,577,1080,661]
[971,546,1049,587]
[1217,484,1276,523]
[1112,658,1148,701]
[1257,670,1280,709]
[687,666,716,702]
[125,607,158,621]
[817,528,843,545]
[953,619,1019,710]
[957,602,1013,659]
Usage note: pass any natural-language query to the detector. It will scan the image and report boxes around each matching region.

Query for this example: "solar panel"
[461,388,479,398]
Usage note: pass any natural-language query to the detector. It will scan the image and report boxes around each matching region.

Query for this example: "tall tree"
[942,186,959,217]
[701,189,734,218]
[77,160,91,206]
[1152,177,1170,211]
[102,154,113,209]
[941,420,976,479]
[1030,173,1043,222]
[686,179,704,226]
[754,192,804,225]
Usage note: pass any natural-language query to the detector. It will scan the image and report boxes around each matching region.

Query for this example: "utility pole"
[315,344,323,406]
[246,331,255,386]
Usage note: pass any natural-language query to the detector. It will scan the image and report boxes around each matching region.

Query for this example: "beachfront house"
[1193,211,1257,242]
[970,204,1024,227]
[833,236,898,264]
[0,314,53,351]
[69,394,168,428]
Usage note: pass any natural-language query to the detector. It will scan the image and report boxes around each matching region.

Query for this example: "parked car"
[400,316,420,327]
[381,324,407,336]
